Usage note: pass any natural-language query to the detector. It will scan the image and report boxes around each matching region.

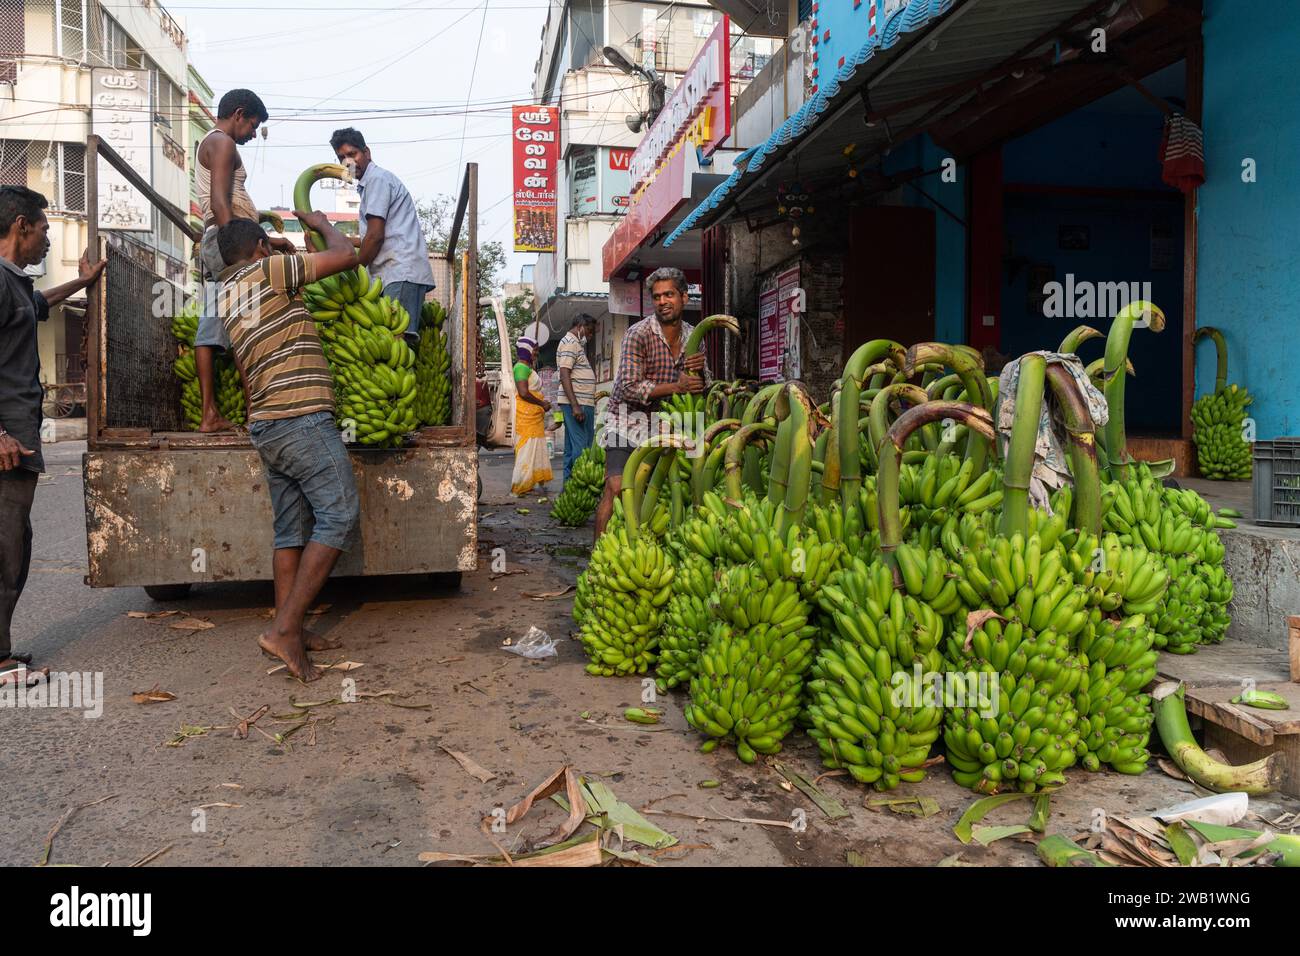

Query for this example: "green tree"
[416,195,507,300]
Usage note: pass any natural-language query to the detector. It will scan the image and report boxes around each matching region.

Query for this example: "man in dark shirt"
[0,186,106,671]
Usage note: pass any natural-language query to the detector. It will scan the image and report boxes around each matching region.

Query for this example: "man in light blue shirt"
[330,128,435,345]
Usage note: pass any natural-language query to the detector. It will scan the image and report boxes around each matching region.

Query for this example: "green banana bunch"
[943,618,1084,793]
[712,492,848,600]
[655,549,716,691]
[947,531,1091,642]
[303,266,419,446]
[551,445,606,527]
[413,300,451,426]
[1149,555,1209,654]
[807,557,945,790]
[171,310,246,429]
[900,452,1005,522]
[685,563,817,762]
[1074,613,1159,774]
[575,526,674,676]
[1191,384,1253,480]
[1062,530,1169,613]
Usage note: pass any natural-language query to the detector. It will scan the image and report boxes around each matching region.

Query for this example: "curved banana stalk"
[293,163,353,251]
[1102,300,1165,479]
[818,384,842,501]
[620,434,693,537]
[258,210,285,234]
[724,422,776,501]
[1044,363,1102,534]
[926,372,962,401]
[1000,353,1046,538]
[838,339,905,513]
[692,418,740,503]
[877,401,996,565]
[867,383,928,463]
[1194,326,1229,394]
[1086,357,1135,390]
[1154,683,1282,794]
[778,389,813,536]
[903,343,994,473]
[742,382,783,494]
[1058,325,1102,355]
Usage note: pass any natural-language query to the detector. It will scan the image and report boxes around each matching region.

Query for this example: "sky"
[176,0,551,285]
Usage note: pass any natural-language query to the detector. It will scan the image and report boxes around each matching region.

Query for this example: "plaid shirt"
[603,314,710,446]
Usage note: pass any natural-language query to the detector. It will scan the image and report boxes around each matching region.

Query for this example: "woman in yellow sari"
[510,337,553,496]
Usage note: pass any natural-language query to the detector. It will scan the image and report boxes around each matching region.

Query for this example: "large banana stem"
[778,390,813,536]
[867,383,928,462]
[640,446,676,526]
[838,340,905,513]
[724,423,776,501]
[293,163,353,251]
[692,418,740,503]
[926,373,962,401]
[904,343,993,472]
[878,402,995,561]
[742,383,783,495]
[818,385,842,500]
[258,210,285,234]
[1153,683,1282,795]
[1194,326,1229,394]
[1102,300,1165,480]
[766,385,800,506]
[1058,325,1102,355]
[620,434,691,537]
[1044,363,1101,534]
[1000,354,1046,539]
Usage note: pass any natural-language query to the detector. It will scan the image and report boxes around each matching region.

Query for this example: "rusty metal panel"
[84,446,477,587]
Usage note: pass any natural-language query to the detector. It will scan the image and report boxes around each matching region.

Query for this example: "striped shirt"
[219,254,335,421]
[555,330,596,407]
[603,314,709,446]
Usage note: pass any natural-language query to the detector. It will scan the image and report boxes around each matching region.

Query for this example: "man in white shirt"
[329,128,436,346]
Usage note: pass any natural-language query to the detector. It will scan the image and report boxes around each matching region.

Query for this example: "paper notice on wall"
[759,286,781,382]
[778,266,801,382]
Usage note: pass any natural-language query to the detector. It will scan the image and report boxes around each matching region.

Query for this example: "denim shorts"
[248,411,359,551]
[195,227,231,350]
[384,281,433,343]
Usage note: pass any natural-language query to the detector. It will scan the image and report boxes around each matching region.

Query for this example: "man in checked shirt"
[595,267,708,538]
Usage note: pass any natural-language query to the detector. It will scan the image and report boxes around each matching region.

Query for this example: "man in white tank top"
[194,89,293,431]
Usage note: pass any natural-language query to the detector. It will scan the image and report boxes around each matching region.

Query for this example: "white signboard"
[92,69,152,232]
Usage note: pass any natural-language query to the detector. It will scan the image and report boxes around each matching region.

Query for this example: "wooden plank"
[1185,696,1274,747]
[1156,641,1293,687]
[1179,681,1300,743]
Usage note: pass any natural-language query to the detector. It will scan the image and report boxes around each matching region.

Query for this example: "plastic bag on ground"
[504,625,558,659]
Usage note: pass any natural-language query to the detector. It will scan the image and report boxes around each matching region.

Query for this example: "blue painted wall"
[1000,107,1185,431]
[1197,0,1300,439]
[882,134,968,343]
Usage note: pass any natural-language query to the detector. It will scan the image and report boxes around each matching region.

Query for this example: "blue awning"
[664,0,1108,247]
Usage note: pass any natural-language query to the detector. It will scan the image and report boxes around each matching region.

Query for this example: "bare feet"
[258,630,320,682]
[303,629,342,651]
[199,411,236,433]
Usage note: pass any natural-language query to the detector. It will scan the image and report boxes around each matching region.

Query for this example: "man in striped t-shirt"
[556,313,597,482]
[217,213,360,681]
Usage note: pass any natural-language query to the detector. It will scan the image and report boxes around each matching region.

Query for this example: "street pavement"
[3,441,1292,867]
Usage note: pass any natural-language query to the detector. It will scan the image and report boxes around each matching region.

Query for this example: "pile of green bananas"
[1075,614,1159,773]
[551,445,606,527]
[575,526,673,676]
[1064,530,1169,614]
[808,558,945,789]
[1190,327,1252,480]
[1102,466,1235,651]
[900,453,1005,521]
[1192,385,1253,480]
[708,492,847,599]
[304,266,418,446]
[655,548,716,691]
[685,563,816,762]
[943,618,1083,793]
[170,301,246,429]
[414,300,451,426]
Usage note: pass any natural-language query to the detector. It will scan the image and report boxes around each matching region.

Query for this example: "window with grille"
[1,2,22,84]
[61,143,85,212]
[98,11,129,68]
[56,0,89,61]
[0,140,30,188]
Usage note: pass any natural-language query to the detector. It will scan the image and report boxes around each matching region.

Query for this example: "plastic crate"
[1253,438,1300,527]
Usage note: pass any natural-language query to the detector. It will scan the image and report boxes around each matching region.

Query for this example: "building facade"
[530,0,776,388]
[1,0,198,408]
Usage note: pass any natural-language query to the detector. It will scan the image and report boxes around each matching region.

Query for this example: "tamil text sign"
[512,105,558,253]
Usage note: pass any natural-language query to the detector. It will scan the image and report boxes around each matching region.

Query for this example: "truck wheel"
[429,572,462,591]
[144,584,192,601]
